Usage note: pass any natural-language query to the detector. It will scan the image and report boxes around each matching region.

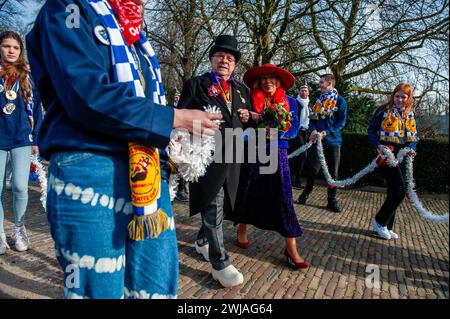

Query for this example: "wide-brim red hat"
[243,64,296,90]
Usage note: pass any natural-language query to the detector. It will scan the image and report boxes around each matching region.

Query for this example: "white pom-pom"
[167,105,220,182]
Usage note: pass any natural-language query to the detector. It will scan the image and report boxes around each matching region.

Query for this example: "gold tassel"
[127,209,170,241]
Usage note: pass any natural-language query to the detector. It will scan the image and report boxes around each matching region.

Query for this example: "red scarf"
[107,0,143,46]
[251,87,289,114]
[0,61,19,88]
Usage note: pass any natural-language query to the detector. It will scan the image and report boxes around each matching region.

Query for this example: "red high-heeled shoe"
[236,240,249,249]
[284,249,309,269]
[236,230,249,249]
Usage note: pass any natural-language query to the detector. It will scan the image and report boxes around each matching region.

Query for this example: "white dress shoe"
[388,230,399,239]
[195,241,209,261]
[372,218,391,240]
[212,265,244,288]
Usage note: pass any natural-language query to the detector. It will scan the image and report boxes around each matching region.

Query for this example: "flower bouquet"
[257,103,292,135]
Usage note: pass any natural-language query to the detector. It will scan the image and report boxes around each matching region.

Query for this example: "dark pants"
[375,163,407,230]
[304,145,341,200]
[196,187,230,271]
[177,177,187,194]
[288,129,309,185]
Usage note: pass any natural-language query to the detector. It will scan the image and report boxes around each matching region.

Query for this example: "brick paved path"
[0,183,448,299]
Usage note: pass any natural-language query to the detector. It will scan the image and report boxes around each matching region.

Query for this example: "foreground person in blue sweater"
[0,31,42,255]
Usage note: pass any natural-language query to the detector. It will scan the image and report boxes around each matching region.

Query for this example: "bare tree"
[289,0,449,91]
[143,0,230,91]
[1,0,44,34]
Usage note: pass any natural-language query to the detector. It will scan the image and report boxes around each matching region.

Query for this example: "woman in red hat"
[230,64,309,269]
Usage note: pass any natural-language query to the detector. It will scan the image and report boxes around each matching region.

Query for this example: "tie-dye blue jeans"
[47,151,178,299]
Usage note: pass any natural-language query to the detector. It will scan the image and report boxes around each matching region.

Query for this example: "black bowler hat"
[209,35,241,62]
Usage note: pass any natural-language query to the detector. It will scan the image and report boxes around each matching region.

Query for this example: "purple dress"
[227,95,303,238]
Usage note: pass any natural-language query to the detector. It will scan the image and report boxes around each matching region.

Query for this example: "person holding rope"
[368,83,419,240]
[26,0,221,299]
[296,74,347,213]
[0,31,43,255]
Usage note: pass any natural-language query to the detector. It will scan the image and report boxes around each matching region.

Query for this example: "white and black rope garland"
[30,153,47,211]
[289,132,448,223]
[31,126,449,223]
[287,140,314,159]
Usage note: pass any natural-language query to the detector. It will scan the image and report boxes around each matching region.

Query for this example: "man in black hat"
[178,34,251,288]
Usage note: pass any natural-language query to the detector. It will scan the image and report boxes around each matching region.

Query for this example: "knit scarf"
[296,96,310,108]
[107,0,143,46]
[309,88,338,120]
[380,106,419,144]
[89,0,169,241]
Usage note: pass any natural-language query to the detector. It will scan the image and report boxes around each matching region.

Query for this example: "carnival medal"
[6,90,17,100]
[3,102,15,115]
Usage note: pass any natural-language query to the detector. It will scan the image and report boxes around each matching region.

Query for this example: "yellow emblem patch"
[324,98,336,111]
[381,113,398,133]
[312,102,322,113]
[129,143,160,207]
[406,117,417,134]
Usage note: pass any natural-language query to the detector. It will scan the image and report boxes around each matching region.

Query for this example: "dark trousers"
[375,163,407,230]
[304,145,341,200]
[288,129,309,184]
[177,177,187,194]
[196,187,231,271]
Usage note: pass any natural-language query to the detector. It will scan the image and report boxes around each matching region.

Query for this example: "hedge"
[307,132,449,194]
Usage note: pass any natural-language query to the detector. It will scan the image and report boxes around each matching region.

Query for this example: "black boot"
[176,178,189,202]
[327,188,341,212]
[296,177,314,204]
[176,191,189,202]
[296,190,310,204]
[327,198,341,213]
[291,174,297,188]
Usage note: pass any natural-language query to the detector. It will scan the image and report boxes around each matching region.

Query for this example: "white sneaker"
[212,265,244,288]
[195,241,209,261]
[388,230,399,239]
[372,218,391,240]
[5,180,12,190]
[12,225,29,252]
[0,232,9,255]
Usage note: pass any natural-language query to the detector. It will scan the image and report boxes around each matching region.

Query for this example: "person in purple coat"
[230,64,309,270]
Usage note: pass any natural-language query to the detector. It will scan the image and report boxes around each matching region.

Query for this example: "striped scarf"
[89,0,168,241]
[309,88,338,120]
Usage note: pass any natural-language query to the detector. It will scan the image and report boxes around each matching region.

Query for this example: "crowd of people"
[0,0,421,299]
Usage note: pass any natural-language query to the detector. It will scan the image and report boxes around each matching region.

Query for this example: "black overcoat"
[178,72,251,216]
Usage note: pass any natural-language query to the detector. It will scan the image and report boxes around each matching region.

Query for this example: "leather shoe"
[296,191,309,204]
[327,199,341,213]
[212,265,244,288]
[284,249,309,269]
